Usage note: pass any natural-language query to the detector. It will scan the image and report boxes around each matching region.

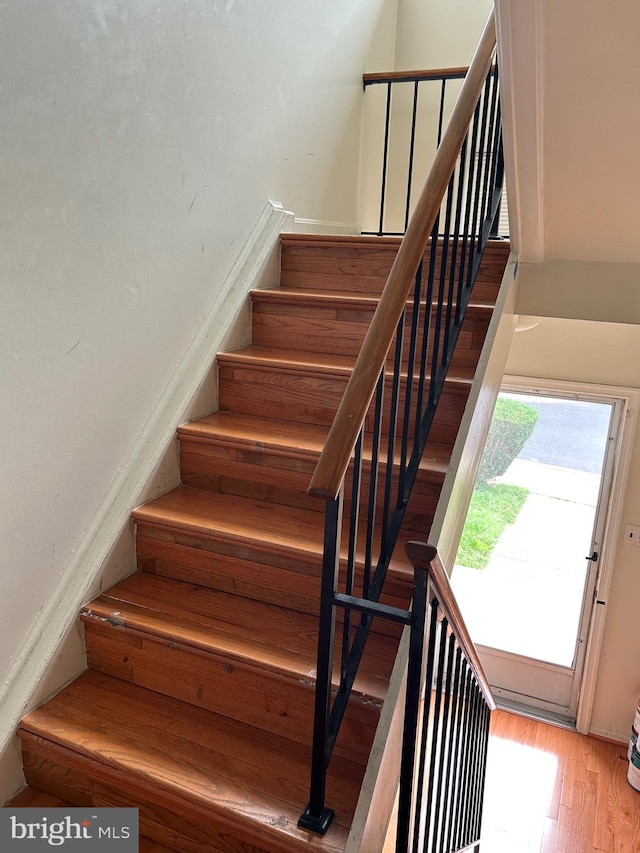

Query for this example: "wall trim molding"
[0,199,293,772]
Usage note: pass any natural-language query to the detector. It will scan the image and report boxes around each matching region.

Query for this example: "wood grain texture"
[19,673,358,852]
[14,223,508,851]
[363,66,469,85]
[480,710,640,853]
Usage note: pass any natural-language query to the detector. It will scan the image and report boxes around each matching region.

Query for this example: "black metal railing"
[363,67,467,236]
[362,67,505,239]
[298,13,502,845]
[398,543,495,853]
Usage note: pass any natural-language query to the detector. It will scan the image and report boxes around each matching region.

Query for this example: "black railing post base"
[297,805,335,835]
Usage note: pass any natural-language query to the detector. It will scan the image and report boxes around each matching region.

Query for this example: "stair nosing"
[81,593,388,702]
[177,412,449,480]
[251,287,496,313]
[217,345,475,386]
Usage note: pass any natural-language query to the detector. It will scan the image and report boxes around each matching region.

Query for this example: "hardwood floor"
[481,711,640,853]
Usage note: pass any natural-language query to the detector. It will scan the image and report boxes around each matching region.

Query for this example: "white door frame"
[502,375,640,734]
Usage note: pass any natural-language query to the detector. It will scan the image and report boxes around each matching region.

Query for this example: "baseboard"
[588,726,628,747]
[286,215,359,236]
[0,199,294,796]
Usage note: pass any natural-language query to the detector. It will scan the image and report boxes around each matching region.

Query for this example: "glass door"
[451,386,622,722]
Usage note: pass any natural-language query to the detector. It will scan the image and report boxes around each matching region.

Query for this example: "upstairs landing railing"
[298,11,502,846]
[362,66,469,236]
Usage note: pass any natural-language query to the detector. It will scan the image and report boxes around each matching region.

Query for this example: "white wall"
[506,314,640,741]
[496,0,640,264]
[0,0,398,800]
[395,0,493,68]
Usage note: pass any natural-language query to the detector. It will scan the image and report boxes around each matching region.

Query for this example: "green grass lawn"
[456,482,529,570]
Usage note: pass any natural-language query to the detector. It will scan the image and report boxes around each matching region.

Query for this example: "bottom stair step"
[18,671,360,853]
[6,787,177,852]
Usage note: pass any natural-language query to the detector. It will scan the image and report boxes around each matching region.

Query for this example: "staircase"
[12,233,509,852]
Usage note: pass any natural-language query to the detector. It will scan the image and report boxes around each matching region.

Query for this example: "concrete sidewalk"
[450,458,599,666]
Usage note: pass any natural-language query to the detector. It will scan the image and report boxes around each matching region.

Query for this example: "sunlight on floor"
[482,736,559,853]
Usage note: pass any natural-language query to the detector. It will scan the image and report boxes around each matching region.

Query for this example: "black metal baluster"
[429,243,447,408]
[380,315,405,558]
[478,69,500,245]
[397,567,428,853]
[378,82,393,236]
[443,647,464,853]
[437,79,447,146]
[435,175,455,371]
[431,630,457,851]
[422,615,449,852]
[467,683,483,848]
[405,81,420,231]
[452,667,473,851]
[466,74,493,287]
[412,257,433,457]
[453,138,469,326]
[457,103,482,304]
[298,494,343,834]
[398,268,423,507]
[341,431,363,684]
[411,600,439,853]
[364,376,385,604]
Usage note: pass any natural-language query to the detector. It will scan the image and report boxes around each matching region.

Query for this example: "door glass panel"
[451,392,612,667]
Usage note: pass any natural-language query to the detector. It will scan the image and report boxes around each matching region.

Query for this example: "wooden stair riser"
[135,524,412,630]
[218,358,471,442]
[82,617,382,766]
[252,296,491,370]
[178,437,445,522]
[19,736,268,853]
[279,236,507,303]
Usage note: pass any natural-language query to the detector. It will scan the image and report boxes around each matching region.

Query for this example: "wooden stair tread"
[19,672,358,849]
[178,412,330,456]
[6,787,177,853]
[218,344,476,385]
[280,233,402,249]
[133,485,327,549]
[279,232,509,255]
[133,485,416,575]
[218,345,357,376]
[252,287,496,313]
[83,572,393,700]
[178,411,451,480]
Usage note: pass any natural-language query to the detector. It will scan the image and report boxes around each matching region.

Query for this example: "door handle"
[585,551,599,561]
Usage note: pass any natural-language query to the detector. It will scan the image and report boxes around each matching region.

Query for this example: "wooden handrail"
[308,9,496,500]
[405,541,496,710]
[363,66,469,86]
